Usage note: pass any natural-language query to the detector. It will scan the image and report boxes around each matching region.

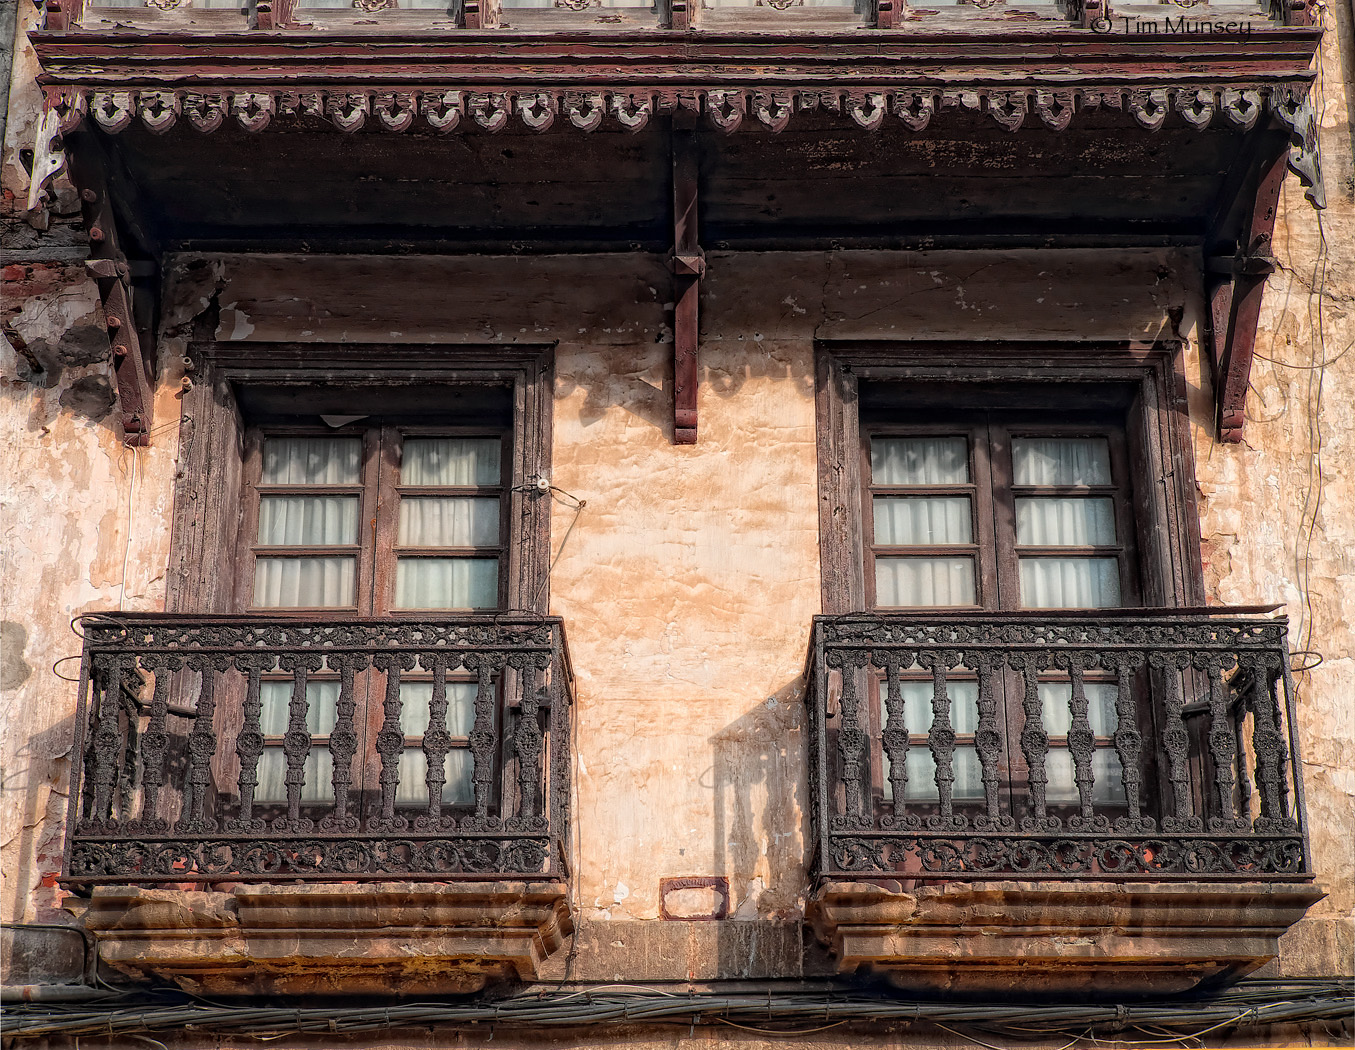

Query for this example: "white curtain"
[1019,557,1120,608]
[1012,437,1111,486]
[398,498,500,547]
[398,681,477,735]
[402,438,501,487]
[395,558,498,609]
[396,750,475,805]
[394,681,477,806]
[255,681,340,803]
[876,556,976,607]
[871,437,969,486]
[258,496,359,546]
[874,496,972,545]
[262,437,362,485]
[883,681,983,801]
[254,557,357,608]
[1016,497,1115,546]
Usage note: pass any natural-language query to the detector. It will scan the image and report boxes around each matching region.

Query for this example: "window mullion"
[979,421,1014,612]
[368,427,400,617]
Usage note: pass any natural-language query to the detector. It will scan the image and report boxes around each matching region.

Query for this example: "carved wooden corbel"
[670,117,702,445]
[1209,148,1287,444]
[68,139,154,447]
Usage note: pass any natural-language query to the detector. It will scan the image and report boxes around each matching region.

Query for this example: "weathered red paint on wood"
[1216,147,1286,443]
[671,122,702,445]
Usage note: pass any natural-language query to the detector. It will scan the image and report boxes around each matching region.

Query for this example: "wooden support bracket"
[1209,148,1287,444]
[68,138,154,447]
[670,118,703,446]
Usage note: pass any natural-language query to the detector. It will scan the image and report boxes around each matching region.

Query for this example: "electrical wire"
[3,982,1350,1040]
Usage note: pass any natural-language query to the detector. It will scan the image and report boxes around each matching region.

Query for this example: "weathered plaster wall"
[5,246,1189,933]
[1186,0,1355,973]
[1,0,1351,980]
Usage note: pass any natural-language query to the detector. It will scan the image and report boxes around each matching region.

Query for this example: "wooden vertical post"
[670,117,703,445]
[1216,147,1287,443]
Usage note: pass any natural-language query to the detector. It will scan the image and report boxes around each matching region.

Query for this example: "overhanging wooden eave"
[31,28,1323,87]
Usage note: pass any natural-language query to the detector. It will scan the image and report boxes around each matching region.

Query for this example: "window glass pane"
[1038,682,1119,736]
[398,497,500,547]
[1012,437,1111,486]
[1016,497,1116,546]
[397,748,474,805]
[894,747,982,800]
[871,437,969,485]
[394,557,498,609]
[401,438,501,486]
[1019,557,1120,608]
[895,680,979,734]
[256,748,335,803]
[262,437,362,485]
[254,556,356,608]
[1042,749,1127,804]
[398,681,477,736]
[258,496,360,546]
[873,496,972,545]
[1093,749,1127,803]
[259,679,340,736]
[876,556,976,607]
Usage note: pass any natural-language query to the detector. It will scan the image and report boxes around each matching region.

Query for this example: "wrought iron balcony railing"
[62,614,573,885]
[807,610,1311,881]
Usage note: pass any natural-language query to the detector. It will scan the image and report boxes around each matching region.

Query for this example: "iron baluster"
[418,653,452,827]
[1151,650,1200,832]
[1009,652,1053,831]
[320,653,365,833]
[1109,651,1149,831]
[370,652,415,832]
[276,652,324,832]
[878,652,911,823]
[1197,651,1245,830]
[231,653,269,831]
[969,651,1006,829]
[1247,653,1296,833]
[919,649,961,829]
[85,654,125,829]
[177,654,224,834]
[513,654,547,822]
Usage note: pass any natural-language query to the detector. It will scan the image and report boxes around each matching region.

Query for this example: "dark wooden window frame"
[167,342,556,615]
[815,341,1206,614]
[240,423,513,615]
[862,419,1141,611]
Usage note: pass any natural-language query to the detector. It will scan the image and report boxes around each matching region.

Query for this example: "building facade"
[1,0,1353,1041]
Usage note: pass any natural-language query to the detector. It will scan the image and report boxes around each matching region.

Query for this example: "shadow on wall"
[1,710,78,924]
[710,674,808,974]
[554,349,816,441]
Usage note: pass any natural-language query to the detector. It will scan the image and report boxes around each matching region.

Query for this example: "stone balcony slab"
[807,879,1326,996]
[67,881,572,996]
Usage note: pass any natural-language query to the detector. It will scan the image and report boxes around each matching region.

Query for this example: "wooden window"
[816,344,1205,827]
[863,419,1139,611]
[241,427,509,614]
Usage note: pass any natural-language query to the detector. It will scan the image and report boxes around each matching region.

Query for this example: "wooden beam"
[670,116,703,446]
[1214,146,1287,444]
[67,135,154,447]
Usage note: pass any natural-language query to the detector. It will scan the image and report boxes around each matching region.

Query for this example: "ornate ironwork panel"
[808,610,1311,880]
[62,614,573,885]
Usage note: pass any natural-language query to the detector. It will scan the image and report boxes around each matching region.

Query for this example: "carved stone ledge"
[807,879,1325,995]
[68,880,572,996]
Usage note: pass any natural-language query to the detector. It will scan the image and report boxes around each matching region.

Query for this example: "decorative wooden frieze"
[42,83,1311,141]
